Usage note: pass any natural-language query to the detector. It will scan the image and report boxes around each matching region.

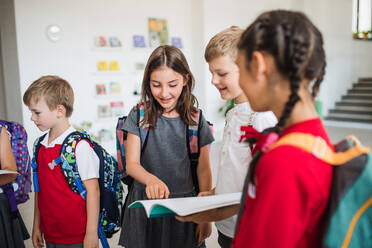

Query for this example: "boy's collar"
[40,126,75,148]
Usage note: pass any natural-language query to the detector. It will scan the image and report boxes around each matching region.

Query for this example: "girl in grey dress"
[118,45,214,248]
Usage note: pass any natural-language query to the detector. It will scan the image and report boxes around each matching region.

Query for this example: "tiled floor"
[19,121,372,247]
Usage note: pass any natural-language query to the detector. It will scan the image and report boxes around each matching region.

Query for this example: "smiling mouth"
[160,98,172,103]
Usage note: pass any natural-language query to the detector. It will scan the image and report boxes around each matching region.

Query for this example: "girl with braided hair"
[232,10,331,248]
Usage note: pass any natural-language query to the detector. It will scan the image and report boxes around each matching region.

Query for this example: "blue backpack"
[32,131,123,248]
[116,105,213,193]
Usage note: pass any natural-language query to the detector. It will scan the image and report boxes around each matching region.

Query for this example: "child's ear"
[56,104,66,118]
[183,74,190,86]
[251,51,267,80]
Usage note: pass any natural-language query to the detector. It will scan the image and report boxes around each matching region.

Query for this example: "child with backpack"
[232,10,332,247]
[176,26,276,248]
[118,45,214,248]
[23,76,101,248]
[0,124,30,247]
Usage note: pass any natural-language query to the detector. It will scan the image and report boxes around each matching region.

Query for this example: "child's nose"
[160,87,169,97]
[211,75,219,85]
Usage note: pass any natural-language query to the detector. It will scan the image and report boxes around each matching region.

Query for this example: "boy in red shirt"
[23,76,100,248]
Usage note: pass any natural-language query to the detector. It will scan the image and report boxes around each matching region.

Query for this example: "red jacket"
[38,144,87,244]
[232,118,333,248]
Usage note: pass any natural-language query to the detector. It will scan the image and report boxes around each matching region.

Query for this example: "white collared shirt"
[215,102,277,237]
[40,126,100,180]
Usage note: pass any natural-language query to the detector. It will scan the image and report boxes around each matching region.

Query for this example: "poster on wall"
[97,105,112,118]
[109,82,122,95]
[171,37,183,49]
[148,18,169,47]
[110,101,125,117]
[95,36,107,47]
[109,36,122,47]
[96,84,107,96]
[133,35,146,48]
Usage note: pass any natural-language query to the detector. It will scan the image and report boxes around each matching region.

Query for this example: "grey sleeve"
[122,106,140,137]
[198,112,214,147]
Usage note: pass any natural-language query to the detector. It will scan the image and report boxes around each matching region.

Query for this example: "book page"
[129,192,242,218]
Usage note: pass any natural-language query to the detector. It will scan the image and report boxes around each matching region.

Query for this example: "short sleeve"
[75,140,100,181]
[123,106,140,137]
[199,112,214,148]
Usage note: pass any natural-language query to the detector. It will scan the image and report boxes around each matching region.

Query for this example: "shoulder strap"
[137,104,149,150]
[57,131,92,199]
[187,109,202,193]
[268,133,370,165]
[116,116,127,173]
[188,109,201,156]
[31,133,47,192]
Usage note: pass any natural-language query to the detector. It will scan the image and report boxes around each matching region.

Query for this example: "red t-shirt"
[232,118,333,248]
[37,144,87,244]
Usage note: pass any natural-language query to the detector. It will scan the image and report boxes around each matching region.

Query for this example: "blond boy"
[23,76,100,248]
[177,27,277,248]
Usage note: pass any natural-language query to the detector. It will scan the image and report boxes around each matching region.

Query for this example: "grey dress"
[118,107,214,248]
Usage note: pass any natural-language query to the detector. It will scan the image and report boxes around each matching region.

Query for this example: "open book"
[129,192,242,218]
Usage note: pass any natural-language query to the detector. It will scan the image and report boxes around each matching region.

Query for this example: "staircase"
[325,78,372,123]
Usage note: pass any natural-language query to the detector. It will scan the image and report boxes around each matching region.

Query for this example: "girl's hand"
[195,222,212,246]
[145,175,170,199]
[32,226,44,248]
[83,231,99,248]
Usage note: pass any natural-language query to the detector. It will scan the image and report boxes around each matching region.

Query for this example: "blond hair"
[204,26,244,62]
[23,75,74,117]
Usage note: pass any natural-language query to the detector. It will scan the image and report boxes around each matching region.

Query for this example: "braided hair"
[235,10,326,233]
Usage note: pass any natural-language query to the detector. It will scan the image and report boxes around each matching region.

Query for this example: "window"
[353,0,372,39]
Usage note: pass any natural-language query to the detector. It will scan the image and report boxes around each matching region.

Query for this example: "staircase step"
[359,78,372,83]
[330,108,372,115]
[325,113,372,123]
[334,105,372,112]
[342,94,372,100]
[348,89,372,94]
[336,101,372,107]
[352,85,372,91]
[353,83,372,88]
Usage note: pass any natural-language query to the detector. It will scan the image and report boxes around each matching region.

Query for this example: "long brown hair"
[140,45,198,128]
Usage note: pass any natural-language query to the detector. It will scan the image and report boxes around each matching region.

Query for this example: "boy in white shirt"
[23,75,100,248]
[177,26,277,248]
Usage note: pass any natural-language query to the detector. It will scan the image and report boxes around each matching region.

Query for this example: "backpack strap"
[268,133,370,165]
[116,116,127,175]
[187,109,202,193]
[137,104,149,149]
[31,133,47,192]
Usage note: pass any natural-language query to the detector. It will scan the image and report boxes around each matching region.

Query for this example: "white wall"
[201,0,293,139]
[299,0,372,116]
[0,0,23,123]
[12,0,372,150]
[200,0,372,128]
[14,0,203,153]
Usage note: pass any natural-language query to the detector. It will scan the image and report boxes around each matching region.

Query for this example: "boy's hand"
[195,222,212,246]
[145,176,170,199]
[176,211,210,224]
[198,188,215,197]
[83,231,99,248]
[32,226,44,248]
